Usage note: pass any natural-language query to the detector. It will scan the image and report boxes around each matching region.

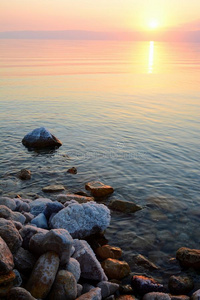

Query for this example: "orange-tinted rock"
[0,271,15,285]
[101,258,130,280]
[49,270,77,300]
[0,236,14,274]
[85,181,114,198]
[76,287,101,300]
[176,247,200,269]
[96,245,122,259]
[26,251,60,299]
[57,194,94,204]
[116,296,135,300]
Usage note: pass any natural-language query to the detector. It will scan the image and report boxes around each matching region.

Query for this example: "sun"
[148,19,159,30]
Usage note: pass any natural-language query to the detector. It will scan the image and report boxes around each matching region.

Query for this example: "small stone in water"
[17,169,31,180]
[67,167,77,174]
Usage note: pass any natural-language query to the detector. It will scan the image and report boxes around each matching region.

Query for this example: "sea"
[0,39,200,281]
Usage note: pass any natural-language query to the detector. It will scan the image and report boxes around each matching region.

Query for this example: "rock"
[143,292,171,300]
[0,204,12,219]
[119,284,134,295]
[13,221,23,230]
[0,270,16,285]
[131,275,164,295]
[42,229,73,265]
[0,282,14,298]
[65,257,81,282]
[11,211,26,224]
[43,201,64,219]
[108,199,142,213]
[97,281,119,298]
[29,232,47,255]
[67,167,77,174]
[15,199,30,212]
[105,296,115,300]
[0,237,14,274]
[31,213,48,229]
[14,247,36,274]
[22,127,62,149]
[26,251,60,299]
[95,245,122,260]
[76,287,102,300]
[133,254,159,270]
[19,225,48,249]
[168,275,194,295]
[191,289,200,300]
[116,296,135,300]
[85,181,114,198]
[170,295,190,300]
[82,283,95,294]
[49,270,77,300]
[0,218,22,253]
[0,197,16,210]
[23,212,34,223]
[176,247,200,269]
[17,169,31,180]
[77,284,83,297]
[57,194,94,204]
[7,287,37,300]
[73,239,107,281]
[51,201,110,239]
[101,258,130,280]
[29,198,52,216]
[13,269,23,287]
[42,184,65,193]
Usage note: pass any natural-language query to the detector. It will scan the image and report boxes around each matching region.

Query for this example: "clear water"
[0,40,200,280]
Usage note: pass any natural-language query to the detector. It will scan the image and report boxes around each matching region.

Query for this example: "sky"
[0,0,200,40]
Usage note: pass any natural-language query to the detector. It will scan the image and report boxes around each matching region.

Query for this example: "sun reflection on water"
[148,41,154,73]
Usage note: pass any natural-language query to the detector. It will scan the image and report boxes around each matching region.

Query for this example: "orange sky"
[0,0,200,33]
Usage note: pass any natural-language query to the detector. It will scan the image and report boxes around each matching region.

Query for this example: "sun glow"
[148,20,159,30]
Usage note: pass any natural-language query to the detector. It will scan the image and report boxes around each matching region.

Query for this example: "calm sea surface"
[0,40,200,279]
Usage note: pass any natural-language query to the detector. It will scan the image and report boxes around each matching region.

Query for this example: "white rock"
[50,201,110,238]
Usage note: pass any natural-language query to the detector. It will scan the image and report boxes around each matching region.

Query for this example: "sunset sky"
[0,0,200,39]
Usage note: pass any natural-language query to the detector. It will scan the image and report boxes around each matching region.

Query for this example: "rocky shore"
[1,180,200,300]
[0,128,200,299]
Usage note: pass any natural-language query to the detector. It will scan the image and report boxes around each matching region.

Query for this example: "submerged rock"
[85,181,114,198]
[108,199,142,213]
[42,184,65,193]
[17,169,31,180]
[22,127,62,149]
[176,247,200,269]
[51,201,110,239]
[168,275,194,295]
[132,254,159,270]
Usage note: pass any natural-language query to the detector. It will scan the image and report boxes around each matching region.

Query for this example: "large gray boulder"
[22,127,62,149]
[50,201,110,238]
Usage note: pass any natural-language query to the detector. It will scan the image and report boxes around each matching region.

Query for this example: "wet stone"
[101,258,131,280]
[85,181,114,198]
[108,199,142,213]
[17,169,31,180]
[131,275,164,295]
[42,184,65,193]
[176,247,200,269]
[168,275,194,295]
[95,245,122,260]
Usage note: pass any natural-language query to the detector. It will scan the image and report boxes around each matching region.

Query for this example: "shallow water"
[0,40,200,280]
